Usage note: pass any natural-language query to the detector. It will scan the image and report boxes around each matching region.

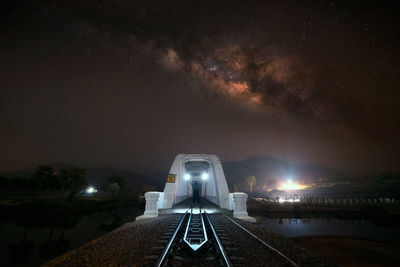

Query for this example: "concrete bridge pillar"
[136,192,160,220]
[232,193,255,222]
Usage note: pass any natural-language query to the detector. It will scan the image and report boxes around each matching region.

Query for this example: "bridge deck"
[159,197,230,214]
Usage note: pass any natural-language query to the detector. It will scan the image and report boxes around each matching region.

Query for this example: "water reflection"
[276,218,370,225]
[1,207,140,266]
[258,217,400,242]
[8,236,34,265]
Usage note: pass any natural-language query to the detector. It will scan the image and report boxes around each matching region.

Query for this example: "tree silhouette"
[106,176,126,194]
[245,175,257,192]
[32,165,55,192]
[58,169,73,193]
[109,183,120,197]
[66,168,87,201]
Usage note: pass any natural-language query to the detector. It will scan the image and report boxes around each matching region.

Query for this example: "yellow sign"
[167,174,175,183]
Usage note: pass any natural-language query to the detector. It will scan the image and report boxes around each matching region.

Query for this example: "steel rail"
[155,210,189,267]
[223,215,299,267]
[183,209,209,250]
[204,212,233,267]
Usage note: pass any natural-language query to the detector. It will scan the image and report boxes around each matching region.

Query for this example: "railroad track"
[143,205,298,267]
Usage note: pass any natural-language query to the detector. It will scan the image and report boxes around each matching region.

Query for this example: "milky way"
[160,44,315,117]
[1,0,399,173]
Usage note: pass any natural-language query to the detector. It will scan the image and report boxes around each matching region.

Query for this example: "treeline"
[0,165,134,199]
[0,165,87,199]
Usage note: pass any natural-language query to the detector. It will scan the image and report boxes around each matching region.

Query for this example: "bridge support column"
[232,193,256,222]
[136,192,160,221]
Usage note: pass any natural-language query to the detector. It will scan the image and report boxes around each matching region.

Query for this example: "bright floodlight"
[184,173,191,180]
[201,172,209,180]
[86,186,96,194]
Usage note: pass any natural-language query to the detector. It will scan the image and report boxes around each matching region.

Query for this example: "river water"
[256,217,400,242]
[0,206,141,266]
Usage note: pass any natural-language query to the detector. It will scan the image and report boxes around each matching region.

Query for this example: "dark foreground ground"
[292,236,400,267]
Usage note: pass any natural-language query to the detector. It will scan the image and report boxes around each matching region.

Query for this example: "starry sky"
[1,0,399,175]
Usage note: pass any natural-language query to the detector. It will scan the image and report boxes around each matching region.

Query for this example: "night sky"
[1,0,399,175]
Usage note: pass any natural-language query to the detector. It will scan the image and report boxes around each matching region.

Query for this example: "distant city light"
[184,173,191,180]
[86,186,97,194]
[201,172,209,180]
[278,197,300,203]
[278,179,309,191]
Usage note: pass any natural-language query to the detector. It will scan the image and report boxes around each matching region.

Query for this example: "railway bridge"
[136,154,254,222]
[46,154,328,266]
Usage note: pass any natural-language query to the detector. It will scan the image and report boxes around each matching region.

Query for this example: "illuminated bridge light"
[184,173,191,180]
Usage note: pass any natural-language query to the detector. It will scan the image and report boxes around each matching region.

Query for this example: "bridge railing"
[137,191,255,222]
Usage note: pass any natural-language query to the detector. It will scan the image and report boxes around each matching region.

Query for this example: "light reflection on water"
[256,217,400,242]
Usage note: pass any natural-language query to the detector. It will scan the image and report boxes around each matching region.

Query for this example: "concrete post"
[144,192,160,216]
[228,193,234,210]
[233,193,248,217]
[135,191,160,220]
[232,193,255,222]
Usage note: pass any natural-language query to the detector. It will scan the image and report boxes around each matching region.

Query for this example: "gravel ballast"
[210,214,333,266]
[45,211,331,266]
[45,214,182,267]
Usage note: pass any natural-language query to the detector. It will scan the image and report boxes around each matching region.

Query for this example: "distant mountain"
[0,163,161,189]
[222,155,346,192]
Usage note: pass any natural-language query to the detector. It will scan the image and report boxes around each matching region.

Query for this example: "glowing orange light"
[278,181,309,191]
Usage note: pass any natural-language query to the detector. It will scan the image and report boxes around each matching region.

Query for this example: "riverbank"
[0,195,144,266]
[247,199,400,225]
[0,195,143,218]
[0,202,142,266]
[291,235,400,266]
